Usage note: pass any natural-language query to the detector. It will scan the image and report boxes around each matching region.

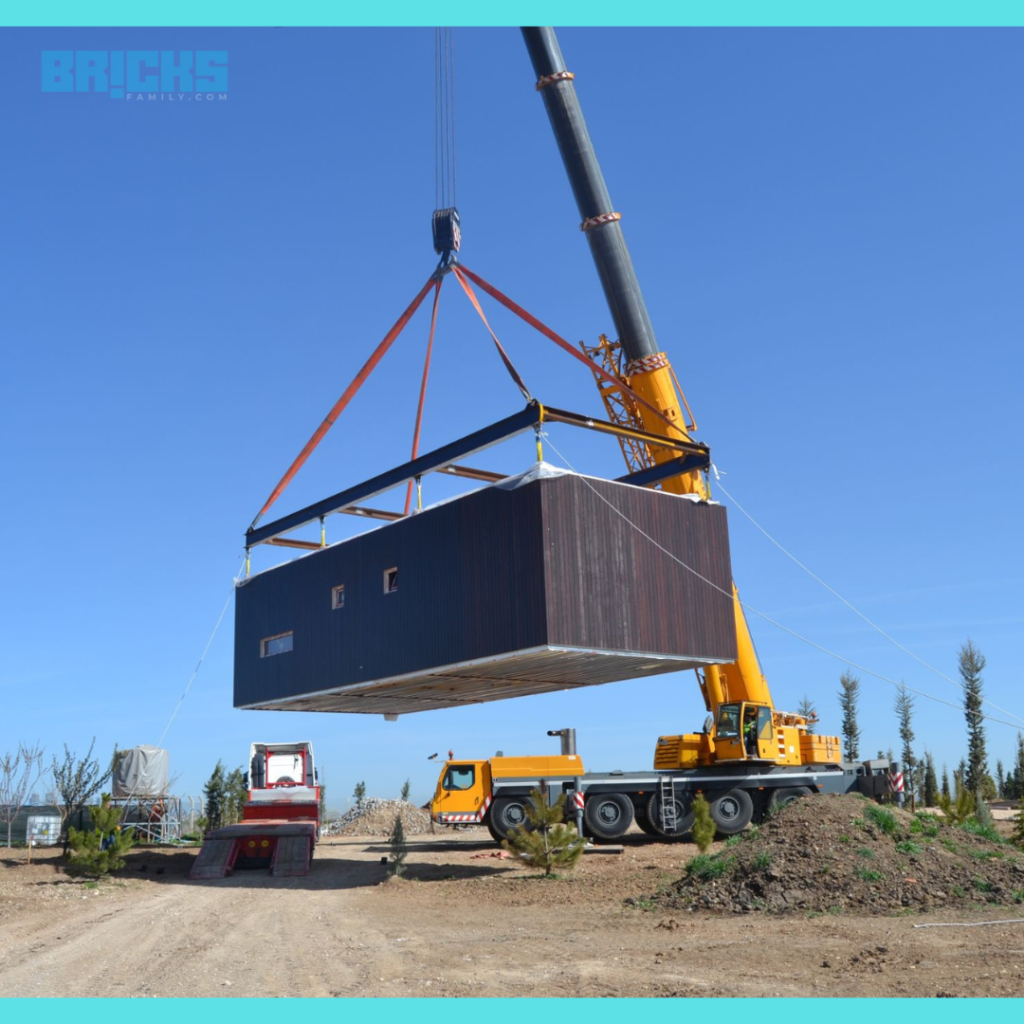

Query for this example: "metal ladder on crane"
[658,775,678,833]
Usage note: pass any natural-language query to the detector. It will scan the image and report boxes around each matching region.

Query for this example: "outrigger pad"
[234,467,737,715]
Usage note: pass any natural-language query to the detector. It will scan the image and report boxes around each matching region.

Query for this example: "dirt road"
[1,832,1023,997]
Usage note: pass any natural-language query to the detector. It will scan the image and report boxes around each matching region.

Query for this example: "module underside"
[234,467,737,716]
[238,644,724,714]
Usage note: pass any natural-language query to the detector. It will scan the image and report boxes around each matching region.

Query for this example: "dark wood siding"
[234,471,736,714]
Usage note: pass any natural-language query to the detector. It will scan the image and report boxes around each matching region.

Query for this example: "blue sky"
[2,27,1022,808]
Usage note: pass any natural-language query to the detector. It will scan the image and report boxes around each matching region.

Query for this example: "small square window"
[332,584,345,610]
[261,632,293,657]
[384,567,398,594]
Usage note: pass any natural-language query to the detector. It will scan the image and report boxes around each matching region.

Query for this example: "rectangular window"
[443,765,476,791]
[261,632,293,657]
[384,567,398,594]
[332,584,345,609]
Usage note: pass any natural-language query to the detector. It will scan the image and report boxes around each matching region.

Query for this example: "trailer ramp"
[271,835,312,876]
[189,839,239,880]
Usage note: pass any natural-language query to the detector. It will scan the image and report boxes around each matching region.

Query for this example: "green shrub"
[857,846,875,859]
[960,818,1002,843]
[753,851,772,869]
[856,867,882,881]
[896,840,923,855]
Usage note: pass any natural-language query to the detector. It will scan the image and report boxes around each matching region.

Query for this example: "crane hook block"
[432,207,461,260]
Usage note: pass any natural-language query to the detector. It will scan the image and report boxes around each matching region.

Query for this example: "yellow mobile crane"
[429,29,886,843]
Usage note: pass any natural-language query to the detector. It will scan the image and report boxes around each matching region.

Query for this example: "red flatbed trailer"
[189,742,320,880]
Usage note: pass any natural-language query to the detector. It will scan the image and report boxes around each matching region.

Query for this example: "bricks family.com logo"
[41,51,228,100]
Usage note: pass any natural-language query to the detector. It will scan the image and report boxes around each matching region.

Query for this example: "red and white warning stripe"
[625,352,669,376]
[580,211,622,232]
[572,791,585,811]
[536,70,575,90]
[887,771,904,793]
[437,793,492,824]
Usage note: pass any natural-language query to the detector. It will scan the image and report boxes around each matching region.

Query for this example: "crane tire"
[583,793,634,840]
[709,789,754,835]
[485,817,503,844]
[769,786,813,811]
[645,793,694,838]
[490,797,531,841]
[634,808,660,836]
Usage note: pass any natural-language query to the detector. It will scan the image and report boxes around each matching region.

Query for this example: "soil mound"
[653,793,1024,915]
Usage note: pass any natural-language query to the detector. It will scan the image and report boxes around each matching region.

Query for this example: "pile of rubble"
[321,798,435,838]
[649,793,1024,915]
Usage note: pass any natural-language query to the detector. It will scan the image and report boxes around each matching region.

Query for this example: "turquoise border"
[4,2,1024,27]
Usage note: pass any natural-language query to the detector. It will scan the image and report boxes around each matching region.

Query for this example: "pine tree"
[1014,733,1024,802]
[353,781,366,809]
[202,760,226,834]
[1005,771,1017,801]
[923,751,938,808]
[996,760,1006,799]
[400,779,411,802]
[224,766,247,825]
[502,784,584,877]
[941,764,950,799]
[797,695,817,735]
[1011,793,1024,850]
[894,682,916,807]
[67,793,136,877]
[838,671,861,760]
[691,793,715,853]
[958,639,988,794]
[388,813,408,877]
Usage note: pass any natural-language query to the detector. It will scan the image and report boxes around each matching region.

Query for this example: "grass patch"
[951,885,966,898]
[687,853,736,881]
[752,851,772,869]
[744,825,760,842]
[863,804,901,837]
[973,878,993,893]
[820,864,831,875]
[857,846,875,859]
[896,840,923,855]
[960,819,1002,843]
[838,834,850,844]
[940,838,959,854]
[827,905,843,915]
[856,867,883,882]
[723,835,741,849]
[910,815,941,838]
[971,849,1004,861]
[1012,889,1024,904]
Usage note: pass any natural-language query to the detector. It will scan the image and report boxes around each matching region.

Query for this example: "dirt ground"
[2,823,1024,998]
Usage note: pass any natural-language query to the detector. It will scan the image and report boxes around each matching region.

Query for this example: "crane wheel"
[633,808,660,836]
[490,797,531,841]
[645,793,694,838]
[583,793,634,840]
[709,789,754,835]
[769,786,813,812]
[485,817,503,844]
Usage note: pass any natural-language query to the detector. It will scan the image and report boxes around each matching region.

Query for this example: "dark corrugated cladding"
[234,468,737,715]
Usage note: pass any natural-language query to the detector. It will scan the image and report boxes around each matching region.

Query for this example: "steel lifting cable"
[435,28,457,210]
[712,475,1024,728]
[250,275,437,530]
[404,279,443,515]
[542,433,1024,733]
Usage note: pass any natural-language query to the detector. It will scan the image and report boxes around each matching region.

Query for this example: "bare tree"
[51,739,113,854]
[0,743,46,849]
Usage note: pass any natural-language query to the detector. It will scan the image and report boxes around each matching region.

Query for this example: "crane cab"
[714,702,777,762]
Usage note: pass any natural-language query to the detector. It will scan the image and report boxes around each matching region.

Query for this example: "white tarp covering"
[112,745,169,798]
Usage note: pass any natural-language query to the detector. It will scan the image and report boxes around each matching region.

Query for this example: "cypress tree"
[996,760,1005,799]
[838,671,861,760]
[958,639,988,794]
[941,764,950,799]
[1014,733,1024,802]
[894,682,916,806]
[923,751,938,808]
[202,760,226,833]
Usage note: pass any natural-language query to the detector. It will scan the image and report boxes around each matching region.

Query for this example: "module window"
[384,567,398,594]
[332,584,346,610]
[261,632,293,657]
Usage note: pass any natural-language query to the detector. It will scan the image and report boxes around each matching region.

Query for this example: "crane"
[521,27,834,770]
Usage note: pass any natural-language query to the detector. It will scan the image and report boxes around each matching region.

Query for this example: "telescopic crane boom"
[522,27,824,767]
